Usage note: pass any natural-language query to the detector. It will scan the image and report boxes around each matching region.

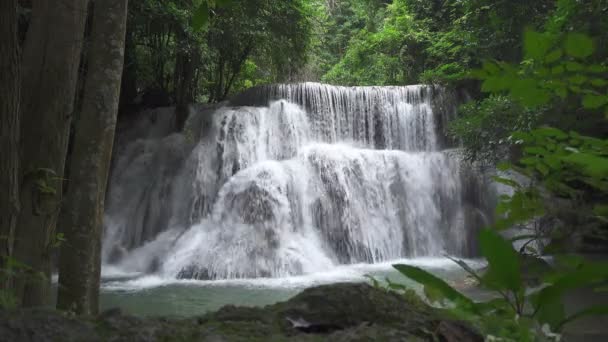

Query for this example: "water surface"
[100,258,485,316]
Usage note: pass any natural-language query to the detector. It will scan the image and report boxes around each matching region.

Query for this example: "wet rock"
[222,183,278,225]
[0,283,483,342]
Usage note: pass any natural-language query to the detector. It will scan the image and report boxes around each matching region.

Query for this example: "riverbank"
[0,283,481,342]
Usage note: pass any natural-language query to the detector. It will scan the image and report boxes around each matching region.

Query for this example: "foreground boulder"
[0,283,482,341]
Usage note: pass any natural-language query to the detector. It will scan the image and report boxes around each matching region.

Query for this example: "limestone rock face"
[0,283,482,342]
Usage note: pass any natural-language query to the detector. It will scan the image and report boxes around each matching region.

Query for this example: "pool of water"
[99,258,486,317]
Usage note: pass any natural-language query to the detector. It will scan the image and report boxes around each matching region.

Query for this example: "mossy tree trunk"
[0,0,21,287]
[57,0,128,315]
[12,0,89,307]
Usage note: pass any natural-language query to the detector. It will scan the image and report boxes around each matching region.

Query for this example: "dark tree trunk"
[57,0,128,316]
[119,22,138,115]
[12,0,89,307]
[174,34,199,131]
[0,0,21,287]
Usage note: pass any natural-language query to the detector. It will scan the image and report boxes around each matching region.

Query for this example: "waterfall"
[103,83,492,280]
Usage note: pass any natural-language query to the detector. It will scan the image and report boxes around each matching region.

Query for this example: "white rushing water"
[102,83,494,281]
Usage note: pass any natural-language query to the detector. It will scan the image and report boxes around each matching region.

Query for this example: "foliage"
[449,95,540,165]
[391,230,608,341]
[0,256,48,310]
[475,32,608,112]
[319,0,558,86]
[382,24,608,340]
[476,30,608,237]
[122,0,313,107]
[204,0,312,101]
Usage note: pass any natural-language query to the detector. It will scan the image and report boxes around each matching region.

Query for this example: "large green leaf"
[509,79,551,107]
[392,264,475,310]
[479,229,521,292]
[192,2,209,31]
[535,261,608,329]
[524,31,553,60]
[561,153,608,178]
[532,291,565,329]
[564,33,594,59]
[582,94,608,109]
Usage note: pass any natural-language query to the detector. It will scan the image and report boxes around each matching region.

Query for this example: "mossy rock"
[0,283,482,342]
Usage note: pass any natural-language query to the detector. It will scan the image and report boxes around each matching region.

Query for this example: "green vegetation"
[387,20,608,341]
[122,0,313,107]
[1,1,607,339]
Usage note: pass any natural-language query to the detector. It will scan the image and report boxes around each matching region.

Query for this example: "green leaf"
[492,176,520,188]
[524,146,548,155]
[565,62,584,72]
[536,260,608,329]
[551,65,565,75]
[510,79,551,107]
[545,49,563,64]
[533,291,565,329]
[536,162,550,176]
[482,61,500,74]
[479,229,521,292]
[594,204,608,217]
[534,127,568,139]
[582,94,608,109]
[497,162,512,171]
[524,31,553,60]
[192,2,209,31]
[364,274,380,288]
[564,33,594,59]
[392,264,475,310]
[481,76,511,92]
[588,64,608,73]
[561,153,608,178]
[568,75,587,85]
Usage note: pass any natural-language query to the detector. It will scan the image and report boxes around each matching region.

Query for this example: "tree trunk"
[0,0,21,287]
[174,34,199,131]
[118,23,138,115]
[57,0,128,315]
[12,0,89,307]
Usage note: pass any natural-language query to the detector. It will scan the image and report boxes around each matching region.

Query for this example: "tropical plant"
[385,30,608,341]
[392,230,608,341]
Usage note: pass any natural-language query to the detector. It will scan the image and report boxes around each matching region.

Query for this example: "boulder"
[0,283,482,342]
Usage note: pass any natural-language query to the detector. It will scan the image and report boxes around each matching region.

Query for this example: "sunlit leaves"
[562,152,608,178]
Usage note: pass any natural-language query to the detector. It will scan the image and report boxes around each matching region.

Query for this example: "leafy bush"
[382,30,608,341]
[449,95,539,165]
[392,229,608,341]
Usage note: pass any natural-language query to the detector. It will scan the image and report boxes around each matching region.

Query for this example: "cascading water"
[103,83,493,280]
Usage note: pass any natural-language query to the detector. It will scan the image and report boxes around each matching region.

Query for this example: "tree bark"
[0,0,21,287]
[12,0,89,307]
[57,0,128,315]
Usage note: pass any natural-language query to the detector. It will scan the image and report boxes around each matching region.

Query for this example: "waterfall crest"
[103,83,491,279]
